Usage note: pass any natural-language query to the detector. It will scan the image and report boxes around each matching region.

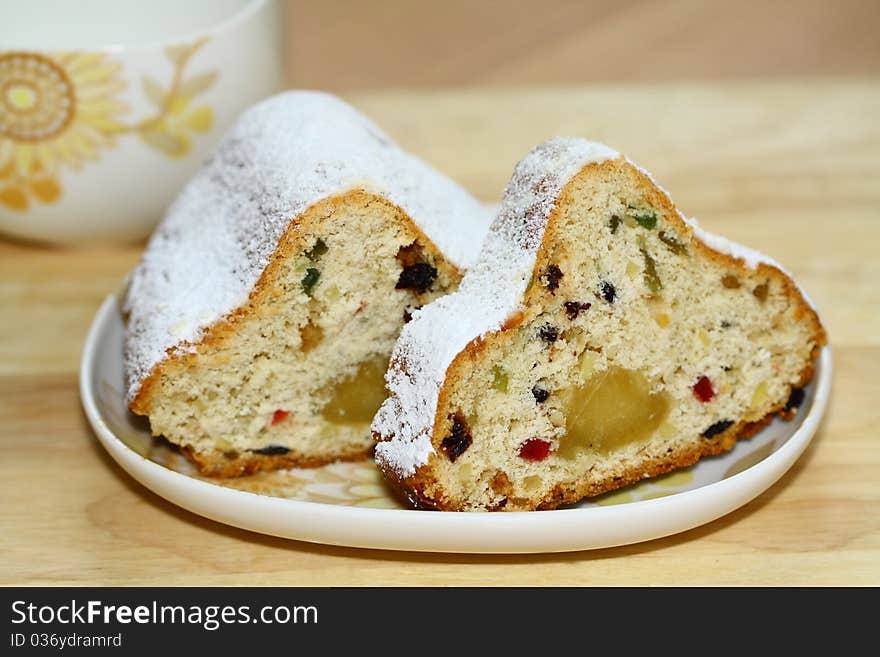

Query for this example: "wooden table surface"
[2,80,878,586]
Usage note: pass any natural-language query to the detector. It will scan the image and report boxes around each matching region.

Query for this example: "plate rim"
[79,293,832,553]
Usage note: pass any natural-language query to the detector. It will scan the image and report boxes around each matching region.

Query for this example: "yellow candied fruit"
[491,365,509,393]
[321,355,389,425]
[323,284,340,301]
[749,381,769,412]
[557,366,671,459]
[214,438,234,452]
[457,462,473,486]
[653,311,671,328]
[699,329,711,347]
[577,350,599,381]
[625,260,640,278]
[523,475,543,493]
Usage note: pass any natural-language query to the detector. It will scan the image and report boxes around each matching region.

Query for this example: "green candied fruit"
[306,238,328,261]
[658,230,688,255]
[640,248,662,294]
[628,206,658,230]
[301,267,321,295]
[491,365,508,393]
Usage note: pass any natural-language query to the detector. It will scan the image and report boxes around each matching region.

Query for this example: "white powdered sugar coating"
[373,138,619,476]
[374,137,814,478]
[123,91,489,402]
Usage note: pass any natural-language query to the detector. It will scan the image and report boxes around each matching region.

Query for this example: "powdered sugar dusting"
[123,91,489,402]
[373,138,618,477]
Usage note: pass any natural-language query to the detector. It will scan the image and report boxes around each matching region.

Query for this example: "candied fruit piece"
[271,409,290,426]
[396,263,437,293]
[563,301,591,320]
[658,231,687,255]
[702,419,734,438]
[252,445,290,456]
[541,264,563,293]
[538,324,559,343]
[722,274,741,289]
[299,320,323,352]
[301,267,320,295]
[305,238,328,261]
[577,350,599,380]
[625,260,640,278]
[628,207,657,230]
[523,475,543,493]
[518,438,552,461]
[558,367,670,458]
[699,329,711,347]
[749,381,769,412]
[531,386,549,403]
[440,415,472,462]
[641,248,662,294]
[692,375,715,402]
[321,355,389,425]
[653,311,671,328]
[491,365,509,392]
[753,283,769,302]
[600,281,616,303]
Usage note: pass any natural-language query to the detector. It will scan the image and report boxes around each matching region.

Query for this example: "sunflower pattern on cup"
[0,40,218,212]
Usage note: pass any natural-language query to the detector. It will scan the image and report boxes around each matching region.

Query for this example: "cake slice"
[124,91,489,476]
[373,137,826,511]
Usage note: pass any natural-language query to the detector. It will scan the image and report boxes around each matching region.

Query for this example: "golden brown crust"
[182,443,373,478]
[129,189,462,475]
[380,157,827,511]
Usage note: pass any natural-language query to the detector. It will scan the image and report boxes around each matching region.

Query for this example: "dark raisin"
[785,387,805,412]
[531,386,549,403]
[440,415,472,462]
[722,365,733,372]
[538,324,559,343]
[628,207,657,230]
[252,445,290,456]
[402,305,422,323]
[301,267,320,295]
[396,263,437,293]
[753,283,769,302]
[720,320,733,329]
[609,215,621,234]
[305,238,328,261]
[658,231,687,255]
[541,264,563,293]
[702,420,734,439]
[563,301,591,320]
[600,281,616,303]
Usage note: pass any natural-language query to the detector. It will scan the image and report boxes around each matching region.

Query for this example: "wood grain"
[285,0,880,90]
[1,80,878,585]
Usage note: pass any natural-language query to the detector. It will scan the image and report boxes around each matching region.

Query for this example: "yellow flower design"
[0,41,218,213]
[0,51,128,210]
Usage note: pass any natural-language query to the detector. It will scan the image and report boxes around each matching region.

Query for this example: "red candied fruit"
[692,376,715,403]
[518,438,552,461]
[271,410,290,425]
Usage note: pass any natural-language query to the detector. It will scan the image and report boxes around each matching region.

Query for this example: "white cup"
[0,0,286,245]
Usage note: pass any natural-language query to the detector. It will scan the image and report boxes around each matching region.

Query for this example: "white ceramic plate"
[80,293,831,553]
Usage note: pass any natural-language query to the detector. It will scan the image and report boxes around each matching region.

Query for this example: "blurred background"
[286,0,880,90]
